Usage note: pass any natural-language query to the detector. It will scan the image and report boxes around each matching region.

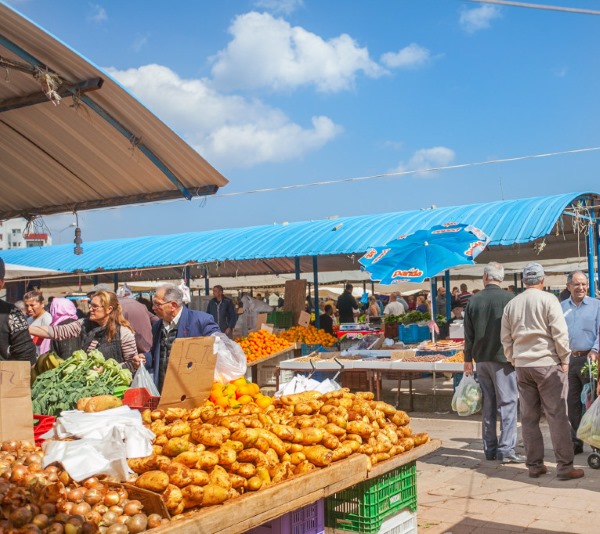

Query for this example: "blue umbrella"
[359,223,489,284]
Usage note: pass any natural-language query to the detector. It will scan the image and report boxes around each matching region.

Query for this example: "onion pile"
[0,441,168,533]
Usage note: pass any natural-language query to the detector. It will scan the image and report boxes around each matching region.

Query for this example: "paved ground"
[412,412,600,533]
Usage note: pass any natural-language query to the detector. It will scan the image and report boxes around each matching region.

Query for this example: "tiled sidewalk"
[412,413,600,533]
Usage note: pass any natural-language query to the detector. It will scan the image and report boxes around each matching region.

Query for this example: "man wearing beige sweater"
[501,262,583,480]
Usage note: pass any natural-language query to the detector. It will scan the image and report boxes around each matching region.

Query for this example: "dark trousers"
[568,355,590,448]
[516,365,574,474]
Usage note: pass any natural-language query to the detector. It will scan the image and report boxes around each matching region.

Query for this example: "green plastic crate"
[266,311,293,329]
[113,386,128,399]
[325,462,417,533]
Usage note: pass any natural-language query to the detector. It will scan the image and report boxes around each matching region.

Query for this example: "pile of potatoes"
[129,389,429,516]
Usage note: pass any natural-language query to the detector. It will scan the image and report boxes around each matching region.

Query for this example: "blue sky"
[5,0,600,243]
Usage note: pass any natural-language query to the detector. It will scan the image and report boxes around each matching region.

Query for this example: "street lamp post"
[52,222,76,244]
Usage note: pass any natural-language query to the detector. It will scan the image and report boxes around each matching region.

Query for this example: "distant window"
[12,228,21,235]
[27,241,44,247]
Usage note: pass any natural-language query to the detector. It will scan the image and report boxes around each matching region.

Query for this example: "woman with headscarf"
[48,298,81,359]
[29,290,138,371]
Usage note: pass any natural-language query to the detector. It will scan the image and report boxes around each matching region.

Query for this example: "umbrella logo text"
[392,268,424,279]
[465,241,485,257]
[432,228,462,235]
[372,248,390,264]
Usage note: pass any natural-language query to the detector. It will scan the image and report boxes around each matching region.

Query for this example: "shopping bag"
[212,333,247,383]
[577,396,600,448]
[451,374,482,416]
[581,383,594,411]
[0,361,35,442]
[131,364,160,397]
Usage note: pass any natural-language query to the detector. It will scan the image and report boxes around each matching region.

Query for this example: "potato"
[237,448,269,466]
[254,436,270,453]
[265,448,279,469]
[128,455,161,474]
[162,484,184,513]
[135,470,170,493]
[413,432,429,446]
[152,445,163,456]
[322,432,340,450]
[216,446,237,466]
[167,421,191,439]
[390,444,405,456]
[347,421,375,439]
[355,391,374,401]
[202,484,229,506]
[165,407,187,423]
[392,411,410,427]
[371,452,391,465]
[187,406,204,421]
[324,423,346,437]
[300,427,324,445]
[195,451,219,471]
[192,426,228,447]
[399,437,415,452]
[294,402,315,416]
[326,413,347,429]
[163,437,191,457]
[289,452,306,465]
[343,439,361,453]
[222,440,244,452]
[219,416,245,432]
[209,465,232,490]
[345,433,362,444]
[398,425,412,438]
[162,463,192,488]
[247,476,263,491]
[181,485,204,509]
[174,451,202,468]
[154,434,168,446]
[229,473,247,490]
[257,413,274,426]
[293,460,316,475]
[375,434,393,453]
[231,428,260,448]
[150,408,165,421]
[189,469,210,486]
[256,429,286,457]
[269,463,288,484]
[255,466,271,486]
[150,420,167,436]
[358,444,374,455]
[141,409,152,424]
[280,391,322,406]
[234,463,257,479]
[303,445,333,467]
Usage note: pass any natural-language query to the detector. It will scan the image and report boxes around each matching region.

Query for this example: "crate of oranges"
[208,376,273,410]
[279,325,338,347]
[236,329,293,365]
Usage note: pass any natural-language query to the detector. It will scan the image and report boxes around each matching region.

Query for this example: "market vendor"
[136,283,220,392]
[0,258,37,364]
[29,290,137,370]
[23,289,52,355]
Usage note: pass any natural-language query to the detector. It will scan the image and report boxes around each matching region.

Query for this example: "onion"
[58,470,71,485]
[82,522,99,534]
[25,453,43,465]
[83,476,100,489]
[117,515,129,524]
[146,514,163,529]
[2,440,20,452]
[41,502,57,516]
[47,523,65,534]
[33,513,50,529]
[9,506,33,527]
[106,524,128,534]
[84,488,104,506]
[10,463,29,483]
[109,505,123,516]
[126,513,148,533]
[47,471,59,482]
[86,511,103,525]
[92,504,109,515]
[71,501,92,516]
[57,500,74,514]
[123,500,143,516]
[68,487,87,503]
[101,511,118,526]
[45,466,60,474]
[22,525,42,534]
[103,491,120,507]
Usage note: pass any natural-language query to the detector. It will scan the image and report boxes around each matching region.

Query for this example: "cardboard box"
[297,310,311,328]
[158,337,217,410]
[255,313,268,331]
[0,361,34,442]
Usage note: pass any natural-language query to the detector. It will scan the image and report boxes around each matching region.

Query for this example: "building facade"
[0,219,52,250]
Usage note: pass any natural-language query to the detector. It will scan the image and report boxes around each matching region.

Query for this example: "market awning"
[0,3,228,220]
[3,263,63,280]
[0,192,596,282]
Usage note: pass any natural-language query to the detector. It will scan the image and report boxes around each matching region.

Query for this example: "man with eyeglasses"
[135,283,220,392]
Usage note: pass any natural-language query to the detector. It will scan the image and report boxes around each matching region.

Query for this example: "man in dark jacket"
[0,258,36,364]
[137,283,220,392]
[337,284,359,324]
[206,285,237,338]
[464,262,523,464]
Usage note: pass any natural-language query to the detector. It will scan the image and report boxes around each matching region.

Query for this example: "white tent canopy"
[4,263,63,280]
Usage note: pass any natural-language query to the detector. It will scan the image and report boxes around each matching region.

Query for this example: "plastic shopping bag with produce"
[451,374,482,416]
[577,396,600,448]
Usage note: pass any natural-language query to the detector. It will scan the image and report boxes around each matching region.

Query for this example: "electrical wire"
[466,0,600,16]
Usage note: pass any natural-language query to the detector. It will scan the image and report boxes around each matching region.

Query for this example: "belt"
[572,350,592,357]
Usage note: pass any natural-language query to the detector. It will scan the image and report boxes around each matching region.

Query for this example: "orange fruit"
[237,395,254,405]
[216,396,229,408]
[247,383,260,396]
[231,376,248,387]
[255,395,272,409]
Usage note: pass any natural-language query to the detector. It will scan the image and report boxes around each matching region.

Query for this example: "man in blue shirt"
[561,271,600,455]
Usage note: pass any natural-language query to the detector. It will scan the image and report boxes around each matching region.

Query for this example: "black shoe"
[574,445,584,455]
[500,453,526,464]
[485,453,497,461]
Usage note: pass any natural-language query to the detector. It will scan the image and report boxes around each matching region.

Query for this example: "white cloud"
[132,34,149,53]
[393,147,456,177]
[106,64,342,169]
[88,4,107,23]
[210,12,385,93]
[254,0,304,15]
[380,43,431,69]
[554,66,568,78]
[459,5,500,33]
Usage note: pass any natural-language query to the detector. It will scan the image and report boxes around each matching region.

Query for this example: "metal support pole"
[430,277,437,316]
[184,265,191,287]
[294,257,301,280]
[204,267,210,296]
[513,273,518,294]
[92,275,98,287]
[444,270,451,321]
[113,273,118,292]
[520,273,524,291]
[596,222,600,296]
[313,256,320,328]
[588,223,596,297]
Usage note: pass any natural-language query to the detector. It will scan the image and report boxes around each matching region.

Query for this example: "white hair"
[484,262,504,282]
[159,283,183,305]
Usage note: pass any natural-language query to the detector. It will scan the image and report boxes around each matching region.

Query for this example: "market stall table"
[152,440,441,534]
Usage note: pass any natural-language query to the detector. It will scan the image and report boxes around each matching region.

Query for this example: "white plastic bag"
[212,333,247,383]
[131,364,160,397]
[451,374,482,416]
[577,396,600,447]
